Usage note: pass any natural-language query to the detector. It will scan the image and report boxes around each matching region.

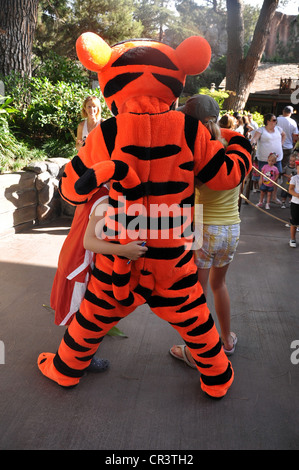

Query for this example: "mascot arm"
[194,127,252,190]
[59,119,115,205]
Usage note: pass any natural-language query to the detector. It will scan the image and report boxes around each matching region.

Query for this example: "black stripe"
[145,245,185,260]
[169,316,198,328]
[179,194,194,207]
[112,47,179,70]
[109,195,125,208]
[122,144,181,160]
[152,73,183,97]
[169,272,198,290]
[134,284,152,301]
[175,250,193,267]
[184,114,198,154]
[226,149,250,171]
[196,148,226,183]
[201,363,233,386]
[112,160,129,180]
[194,359,213,369]
[224,155,234,175]
[104,72,143,98]
[117,291,135,307]
[109,213,187,231]
[85,289,116,309]
[92,266,113,284]
[94,313,123,324]
[101,117,117,157]
[186,313,214,336]
[111,101,118,116]
[184,340,206,350]
[238,159,246,183]
[53,352,85,378]
[229,135,252,154]
[197,339,222,358]
[112,271,131,287]
[113,181,189,199]
[148,295,189,309]
[75,168,97,195]
[76,311,103,332]
[84,336,104,345]
[63,329,91,353]
[179,161,194,171]
[76,354,95,363]
[176,294,206,313]
[71,155,89,177]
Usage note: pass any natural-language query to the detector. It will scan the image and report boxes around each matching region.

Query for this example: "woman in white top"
[76,96,103,151]
[251,113,286,203]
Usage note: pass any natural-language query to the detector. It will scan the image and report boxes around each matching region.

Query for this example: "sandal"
[169,345,197,369]
[222,332,237,356]
[86,356,110,372]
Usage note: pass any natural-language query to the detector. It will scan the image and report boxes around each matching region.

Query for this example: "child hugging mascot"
[38,33,252,398]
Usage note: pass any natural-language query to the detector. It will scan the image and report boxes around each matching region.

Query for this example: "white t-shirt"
[276,116,298,150]
[255,126,283,162]
[290,174,299,205]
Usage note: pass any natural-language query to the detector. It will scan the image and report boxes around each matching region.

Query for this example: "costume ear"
[176,36,211,75]
[76,32,112,72]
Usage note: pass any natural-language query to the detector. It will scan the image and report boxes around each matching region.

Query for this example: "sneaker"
[265,203,270,210]
[256,202,263,208]
[281,204,286,209]
[273,198,282,205]
[289,240,296,248]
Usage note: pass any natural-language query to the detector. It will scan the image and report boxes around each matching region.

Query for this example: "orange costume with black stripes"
[38,33,252,398]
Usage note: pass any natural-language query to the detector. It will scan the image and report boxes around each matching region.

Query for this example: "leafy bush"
[2,72,112,169]
[32,52,90,85]
[0,113,45,173]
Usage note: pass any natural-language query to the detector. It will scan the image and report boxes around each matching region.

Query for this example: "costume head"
[76,33,211,115]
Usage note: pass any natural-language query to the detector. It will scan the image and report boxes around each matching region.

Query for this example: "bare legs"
[171,263,234,363]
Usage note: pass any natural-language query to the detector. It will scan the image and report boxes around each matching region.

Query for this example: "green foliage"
[198,87,229,109]
[0,112,45,173]
[1,70,112,171]
[32,52,90,86]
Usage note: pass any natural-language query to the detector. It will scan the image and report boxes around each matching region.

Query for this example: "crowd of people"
[216,106,299,248]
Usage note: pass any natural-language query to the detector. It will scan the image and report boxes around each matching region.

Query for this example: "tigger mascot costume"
[38,33,252,398]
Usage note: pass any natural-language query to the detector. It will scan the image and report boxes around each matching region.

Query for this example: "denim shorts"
[195,224,240,269]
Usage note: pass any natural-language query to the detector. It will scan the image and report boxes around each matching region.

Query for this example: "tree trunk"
[0,0,39,77]
[224,0,279,111]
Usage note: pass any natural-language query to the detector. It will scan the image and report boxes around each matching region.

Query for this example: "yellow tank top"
[195,185,241,225]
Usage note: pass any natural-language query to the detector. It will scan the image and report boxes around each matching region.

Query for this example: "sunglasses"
[270,118,277,122]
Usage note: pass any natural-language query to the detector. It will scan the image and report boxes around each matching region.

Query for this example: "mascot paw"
[75,168,98,195]
[37,352,79,388]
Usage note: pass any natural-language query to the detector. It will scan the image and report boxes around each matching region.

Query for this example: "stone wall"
[0,158,75,237]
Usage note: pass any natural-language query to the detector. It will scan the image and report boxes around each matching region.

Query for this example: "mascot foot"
[86,356,110,372]
[201,364,234,399]
[37,353,80,388]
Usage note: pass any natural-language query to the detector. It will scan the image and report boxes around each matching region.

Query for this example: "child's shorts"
[195,224,240,269]
[281,189,290,199]
[290,202,299,226]
[260,184,274,192]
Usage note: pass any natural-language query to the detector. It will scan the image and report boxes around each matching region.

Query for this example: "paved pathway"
[0,192,298,450]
